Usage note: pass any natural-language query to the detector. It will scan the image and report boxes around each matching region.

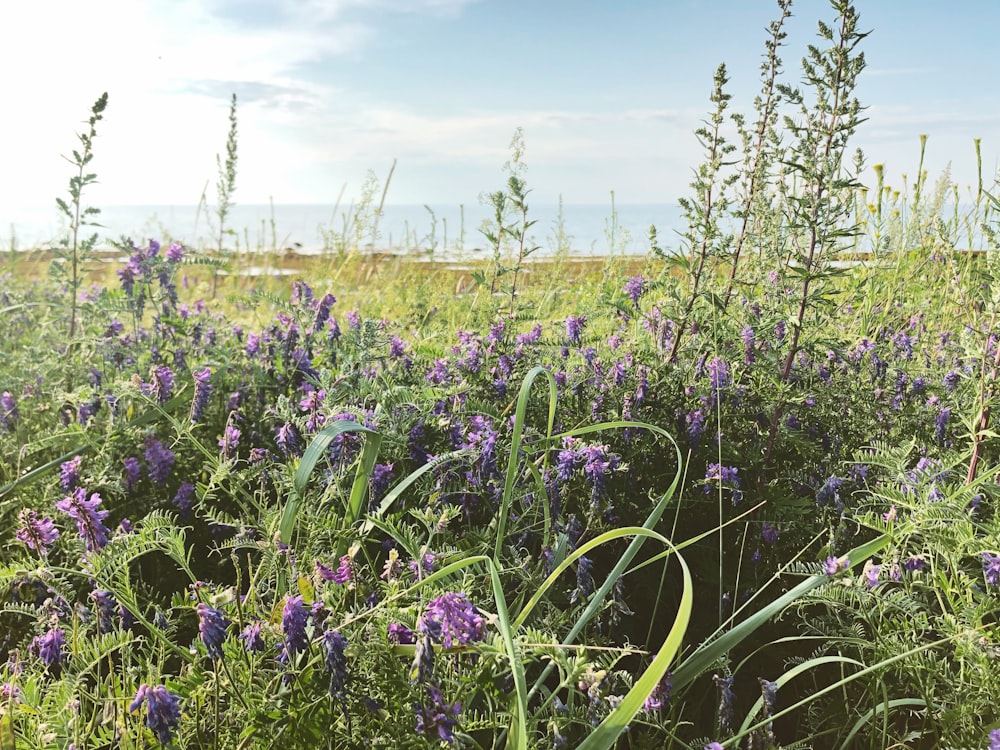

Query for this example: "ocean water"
[3,203,686,257]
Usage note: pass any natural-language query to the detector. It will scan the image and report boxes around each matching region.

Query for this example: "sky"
[2,0,999,215]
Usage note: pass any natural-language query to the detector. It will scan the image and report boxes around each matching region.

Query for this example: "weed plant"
[1,1,1000,748]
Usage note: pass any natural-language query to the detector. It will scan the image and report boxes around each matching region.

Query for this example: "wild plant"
[721,0,791,309]
[53,92,108,350]
[214,93,239,255]
[760,0,868,474]
[665,62,737,365]
[477,128,541,317]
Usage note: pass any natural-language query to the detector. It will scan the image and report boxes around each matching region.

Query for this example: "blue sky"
[2,0,998,211]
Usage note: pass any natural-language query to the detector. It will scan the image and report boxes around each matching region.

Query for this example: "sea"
[3,203,686,258]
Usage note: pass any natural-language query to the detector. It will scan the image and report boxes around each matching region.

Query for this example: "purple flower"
[415,685,461,744]
[56,487,110,551]
[990,728,1000,750]
[823,556,849,575]
[761,522,779,545]
[15,509,59,554]
[388,623,415,645]
[983,552,1000,586]
[686,408,705,446]
[166,242,184,262]
[713,674,735,734]
[190,367,212,423]
[0,391,17,431]
[418,592,486,648]
[149,365,174,404]
[219,424,241,457]
[275,421,303,457]
[196,603,230,659]
[313,293,336,332]
[172,482,195,513]
[92,590,117,633]
[144,437,175,486]
[705,743,724,750]
[369,463,395,504]
[409,553,436,580]
[129,684,182,746]
[903,556,925,573]
[239,621,266,653]
[31,627,65,668]
[706,356,730,397]
[624,275,646,307]
[565,315,586,346]
[124,457,141,490]
[280,595,310,660]
[816,476,843,508]
[331,554,354,585]
[572,555,594,603]
[322,630,349,702]
[864,562,880,589]
[934,407,951,444]
[643,673,671,712]
[291,280,314,305]
[60,455,83,492]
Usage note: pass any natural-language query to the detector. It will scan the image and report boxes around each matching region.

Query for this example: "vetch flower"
[144,438,175,486]
[565,315,586,345]
[642,673,671,712]
[149,365,174,404]
[624,275,646,307]
[713,674,735,735]
[15,509,59,554]
[31,627,65,668]
[418,592,486,648]
[388,623,415,645]
[989,728,1000,750]
[60,455,83,491]
[130,684,182,746]
[414,685,461,744]
[322,630,349,703]
[219,423,241,457]
[238,621,266,653]
[0,391,17,431]
[189,367,212,423]
[982,552,1000,586]
[56,487,110,552]
[165,242,184,262]
[761,522,779,545]
[275,421,303,457]
[195,603,230,659]
[172,483,195,513]
[280,594,309,660]
[863,560,881,589]
[824,556,849,575]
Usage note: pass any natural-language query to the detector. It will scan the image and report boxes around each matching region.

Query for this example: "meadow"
[2,1,1000,748]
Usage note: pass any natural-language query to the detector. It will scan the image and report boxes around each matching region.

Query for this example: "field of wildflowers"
[2,1,1000,748]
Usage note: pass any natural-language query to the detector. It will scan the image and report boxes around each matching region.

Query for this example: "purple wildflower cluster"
[55,488,110,552]
[0,390,17,431]
[16,509,59,555]
[418,592,486,648]
[196,602,230,659]
[130,684,182,746]
[704,463,742,504]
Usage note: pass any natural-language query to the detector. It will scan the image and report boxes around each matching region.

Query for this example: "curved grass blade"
[495,365,557,560]
[280,420,377,544]
[577,541,692,750]
[671,533,890,691]
[838,698,934,750]
[736,655,864,736]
